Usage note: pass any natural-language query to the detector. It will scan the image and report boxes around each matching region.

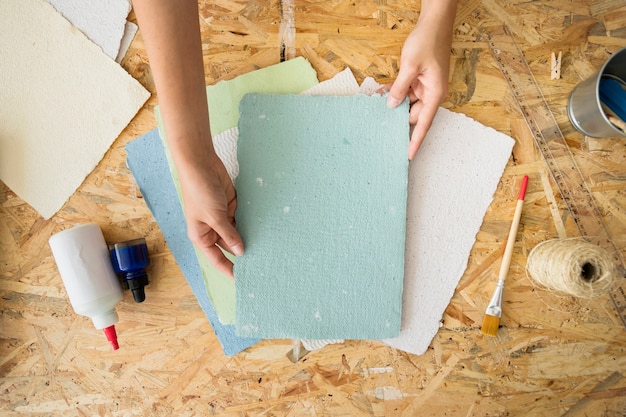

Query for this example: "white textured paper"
[46,0,131,60]
[0,0,150,219]
[212,68,513,355]
[382,108,514,354]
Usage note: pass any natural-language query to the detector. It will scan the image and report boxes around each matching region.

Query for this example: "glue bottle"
[49,223,123,350]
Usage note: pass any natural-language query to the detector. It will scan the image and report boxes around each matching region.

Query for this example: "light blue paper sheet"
[126,129,259,356]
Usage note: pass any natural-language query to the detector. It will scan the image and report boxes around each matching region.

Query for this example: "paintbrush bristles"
[480,315,501,337]
[481,282,504,337]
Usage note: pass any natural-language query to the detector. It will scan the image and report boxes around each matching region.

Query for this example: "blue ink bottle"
[109,238,150,303]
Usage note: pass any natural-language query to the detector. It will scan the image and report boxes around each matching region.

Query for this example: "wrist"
[169,134,219,174]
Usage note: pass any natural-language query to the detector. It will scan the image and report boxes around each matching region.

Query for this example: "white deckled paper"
[46,0,132,60]
[0,0,150,219]
[382,107,514,355]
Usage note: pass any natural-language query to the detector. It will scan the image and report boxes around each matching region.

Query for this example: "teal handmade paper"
[235,93,409,339]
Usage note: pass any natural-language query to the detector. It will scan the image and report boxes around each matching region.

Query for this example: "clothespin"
[551,51,562,80]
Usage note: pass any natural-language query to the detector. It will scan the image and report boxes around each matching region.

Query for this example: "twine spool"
[526,238,617,299]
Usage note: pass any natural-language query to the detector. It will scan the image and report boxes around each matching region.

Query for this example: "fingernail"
[232,243,244,256]
[387,96,401,108]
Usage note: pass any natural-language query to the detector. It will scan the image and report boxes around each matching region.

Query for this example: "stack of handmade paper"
[126,58,515,356]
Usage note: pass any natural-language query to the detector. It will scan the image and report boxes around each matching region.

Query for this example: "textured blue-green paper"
[234,93,409,339]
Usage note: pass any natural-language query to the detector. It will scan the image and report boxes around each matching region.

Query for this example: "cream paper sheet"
[0,0,149,219]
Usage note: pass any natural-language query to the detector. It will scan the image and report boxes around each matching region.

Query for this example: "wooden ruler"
[484,26,626,328]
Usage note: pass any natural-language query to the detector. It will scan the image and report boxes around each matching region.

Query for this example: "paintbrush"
[481,175,529,337]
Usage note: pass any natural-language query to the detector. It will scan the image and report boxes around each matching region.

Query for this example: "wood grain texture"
[2,1,626,415]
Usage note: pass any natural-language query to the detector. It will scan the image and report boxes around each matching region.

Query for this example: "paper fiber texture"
[153,59,319,325]
[126,129,259,356]
[234,93,409,339]
[0,0,149,219]
[382,107,514,355]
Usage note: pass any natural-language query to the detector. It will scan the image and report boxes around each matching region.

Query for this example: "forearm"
[416,0,457,43]
[132,0,215,172]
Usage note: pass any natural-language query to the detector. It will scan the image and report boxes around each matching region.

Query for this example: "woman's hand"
[384,0,457,160]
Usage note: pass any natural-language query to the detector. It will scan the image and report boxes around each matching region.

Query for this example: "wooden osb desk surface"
[2,1,626,416]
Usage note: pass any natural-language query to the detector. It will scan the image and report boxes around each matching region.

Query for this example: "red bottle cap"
[103,325,119,350]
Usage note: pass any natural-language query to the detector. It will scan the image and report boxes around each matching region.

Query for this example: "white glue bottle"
[49,223,123,350]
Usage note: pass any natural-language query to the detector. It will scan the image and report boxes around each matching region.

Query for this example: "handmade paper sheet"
[234,93,409,339]
[383,107,514,354]
[0,0,149,219]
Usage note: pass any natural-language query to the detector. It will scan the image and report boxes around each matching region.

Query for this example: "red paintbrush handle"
[518,175,529,200]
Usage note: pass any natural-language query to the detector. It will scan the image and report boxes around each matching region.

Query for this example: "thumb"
[387,65,417,108]
[214,220,244,256]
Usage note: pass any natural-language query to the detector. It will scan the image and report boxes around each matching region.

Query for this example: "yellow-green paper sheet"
[154,58,319,324]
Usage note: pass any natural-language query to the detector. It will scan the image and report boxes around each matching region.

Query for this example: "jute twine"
[526,238,617,299]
